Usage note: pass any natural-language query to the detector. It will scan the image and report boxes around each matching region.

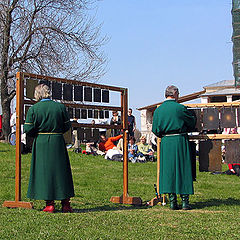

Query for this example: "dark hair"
[128,108,132,111]
[129,136,135,143]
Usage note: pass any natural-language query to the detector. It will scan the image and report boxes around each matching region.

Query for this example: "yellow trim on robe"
[38,132,63,135]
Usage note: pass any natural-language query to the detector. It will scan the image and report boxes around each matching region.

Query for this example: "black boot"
[180,194,191,210]
[168,193,179,210]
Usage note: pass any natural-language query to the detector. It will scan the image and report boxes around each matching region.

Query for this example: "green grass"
[1,142,240,239]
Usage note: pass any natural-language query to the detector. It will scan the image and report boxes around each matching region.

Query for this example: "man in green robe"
[24,84,75,213]
[152,85,196,210]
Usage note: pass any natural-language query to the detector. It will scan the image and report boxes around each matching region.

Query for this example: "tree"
[0,0,107,140]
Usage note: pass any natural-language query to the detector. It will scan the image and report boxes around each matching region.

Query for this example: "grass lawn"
[1,142,240,240]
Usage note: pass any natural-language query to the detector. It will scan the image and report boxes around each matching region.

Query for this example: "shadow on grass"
[0,150,10,152]
[192,198,240,209]
[53,204,150,214]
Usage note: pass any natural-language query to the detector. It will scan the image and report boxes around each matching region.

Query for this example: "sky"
[94,0,233,128]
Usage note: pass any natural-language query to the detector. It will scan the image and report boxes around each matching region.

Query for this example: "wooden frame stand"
[3,72,142,209]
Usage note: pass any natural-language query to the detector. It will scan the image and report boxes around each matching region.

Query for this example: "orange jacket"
[99,135,122,152]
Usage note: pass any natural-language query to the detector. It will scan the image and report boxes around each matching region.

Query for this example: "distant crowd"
[72,108,155,163]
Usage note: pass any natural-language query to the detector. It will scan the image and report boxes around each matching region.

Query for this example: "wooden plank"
[110,196,142,206]
[189,134,240,140]
[71,122,122,129]
[199,140,222,172]
[24,100,122,112]
[23,72,125,92]
[2,201,33,209]
[185,102,240,108]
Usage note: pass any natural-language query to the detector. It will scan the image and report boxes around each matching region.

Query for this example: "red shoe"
[61,199,73,213]
[43,205,55,213]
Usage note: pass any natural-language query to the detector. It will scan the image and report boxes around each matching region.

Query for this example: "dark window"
[75,109,80,119]
[81,109,87,119]
[102,90,109,103]
[88,109,93,118]
[63,84,73,101]
[94,110,99,119]
[74,85,83,101]
[94,88,101,102]
[52,82,62,100]
[84,87,92,102]
[99,110,104,119]
[105,110,109,119]
[67,107,73,118]
[210,96,227,103]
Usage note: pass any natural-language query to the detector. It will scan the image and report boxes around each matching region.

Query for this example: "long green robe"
[24,99,75,200]
[152,99,196,195]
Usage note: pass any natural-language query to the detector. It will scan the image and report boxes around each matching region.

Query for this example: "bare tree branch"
[0,0,108,139]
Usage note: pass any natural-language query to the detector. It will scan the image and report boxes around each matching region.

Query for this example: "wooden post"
[110,89,142,205]
[123,89,128,198]
[149,137,166,206]
[157,138,160,194]
[3,72,33,209]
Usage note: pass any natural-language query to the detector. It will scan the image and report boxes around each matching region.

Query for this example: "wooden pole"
[123,89,128,198]
[3,72,33,209]
[15,72,23,201]
[157,138,160,194]
[110,88,142,205]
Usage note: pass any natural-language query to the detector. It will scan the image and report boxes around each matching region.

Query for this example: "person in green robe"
[24,84,75,213]
[152,85,196,210]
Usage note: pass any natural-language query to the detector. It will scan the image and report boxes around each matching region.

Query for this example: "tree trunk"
[1,95,11,141]
[1,5,12,141]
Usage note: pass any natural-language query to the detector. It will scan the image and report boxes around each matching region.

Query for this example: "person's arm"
[24,107,37,137]
[62,105,71,133]
[152,108,163,138]
[109,134,122,142]
[228,164,235,173]
[133,116,136,131]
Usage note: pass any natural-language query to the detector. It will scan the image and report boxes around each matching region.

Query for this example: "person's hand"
[230,169,235,174]
[149,151,154,156]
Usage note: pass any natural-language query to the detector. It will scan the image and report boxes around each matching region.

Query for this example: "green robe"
[24,99,75,200]
[152,99,196,195]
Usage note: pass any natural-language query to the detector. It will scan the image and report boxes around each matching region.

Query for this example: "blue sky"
[96,0,233,128]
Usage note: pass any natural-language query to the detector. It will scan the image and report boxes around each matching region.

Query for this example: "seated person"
[226,163,240,176]
[128,137,138,163]
[84,141,104,156]
[105,148,123,161]
[138,135,155,162]
[99,134,123,153]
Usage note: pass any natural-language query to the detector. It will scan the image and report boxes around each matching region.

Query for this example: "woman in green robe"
[152,85,196,210]
[24,84,74,213]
